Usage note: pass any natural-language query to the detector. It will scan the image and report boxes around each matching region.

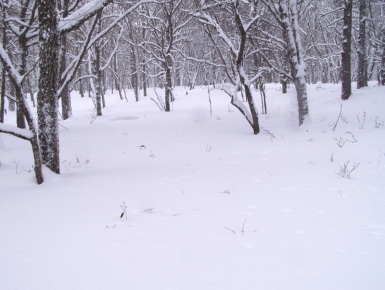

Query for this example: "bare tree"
[0,31,43,184]
[0,1,7,123]
[261,0,309,125]
[380,2,385,85]
[37,0,60,173]
[140,0,190,111]
[194,0,261,134]
[357,0,368,89]
[58,0,72,119]
[341,0,353,100]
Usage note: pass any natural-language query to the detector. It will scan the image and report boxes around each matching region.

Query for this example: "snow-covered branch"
[0,123,33,141]
[0,43,24,85]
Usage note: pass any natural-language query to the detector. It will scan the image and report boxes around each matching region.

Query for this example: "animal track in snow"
[366,224,385,237]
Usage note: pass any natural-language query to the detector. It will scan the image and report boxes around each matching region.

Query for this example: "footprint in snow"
[280,208,293,213]
[293,230,306,236]
[243,242,255,249]
[281,186,298,192]
[366,224,385,237]
[334,247,348,254]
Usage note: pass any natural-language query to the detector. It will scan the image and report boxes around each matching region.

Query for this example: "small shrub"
[336,161,360,179]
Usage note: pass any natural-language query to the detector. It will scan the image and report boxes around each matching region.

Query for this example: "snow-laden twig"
[333,104,343,131]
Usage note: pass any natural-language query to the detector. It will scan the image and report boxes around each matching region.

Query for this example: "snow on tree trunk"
[0,26,44,183]
[93,12,103,116]
[357,0,368,89]
[279,0,309,125]
[93,48,102,116]
[37,0,60,174]
[341,0,353,100]
[16,83,44,184]
[244,83,260,134]
[16,28,27,129]
[234,5,260,134]
[0,83,44,184]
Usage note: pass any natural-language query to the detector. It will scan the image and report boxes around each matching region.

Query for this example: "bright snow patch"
[1,83,385,289]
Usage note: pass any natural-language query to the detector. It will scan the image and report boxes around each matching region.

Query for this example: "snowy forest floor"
[1,82,385,289]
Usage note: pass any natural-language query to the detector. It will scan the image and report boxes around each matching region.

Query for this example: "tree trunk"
[341,0,353,100]
[234,5,260,134]
[9,85,15,111]
[381,26,385,86]
[279,0,309,124]
[0,1,5,123]
[0,65,5,123]
[37,0,60,174]
[93,49,102,116]
[281,75,287,93]
[93,12,103,116]
[79,67,85,98]
[357,0,368,89]
[15,81,43,184]
[15,85,26,128]
[130,45,139,102]
[164,54,172,112]
[164,57,172,112]
[142,28,147,97]
[142,58,147,97]
[244,83,260,134]
[59,31,72,119]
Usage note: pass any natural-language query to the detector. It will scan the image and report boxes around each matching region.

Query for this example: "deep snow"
[1,82,385,289]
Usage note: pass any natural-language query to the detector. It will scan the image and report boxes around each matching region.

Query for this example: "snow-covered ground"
[1,82,384,289]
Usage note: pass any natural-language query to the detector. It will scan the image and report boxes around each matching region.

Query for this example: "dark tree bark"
[0,65,5,123]
[8,85,15,111]
[26,78,36,107]
[0,81,44,184]
[234,8,259,134]
[164,55,172,111]
[129,35,139,102]
[78,65,85,98]
[112,53,124,100]
[0,1,44,183]
[341,0,353,100]
[357,0,368,89]
[59,0,73,120]
[281,75,288,94]
[0,3,6,123]
[195,0,260,134]
[14,0,35,129]
[14,81,44,184]
[142,28,147,97]
[15,71,26,129]
[142,57,147,97]
[163,2,174,112]
[92,12,103,116]
[381,26,385,86]
[37,0,60,174]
